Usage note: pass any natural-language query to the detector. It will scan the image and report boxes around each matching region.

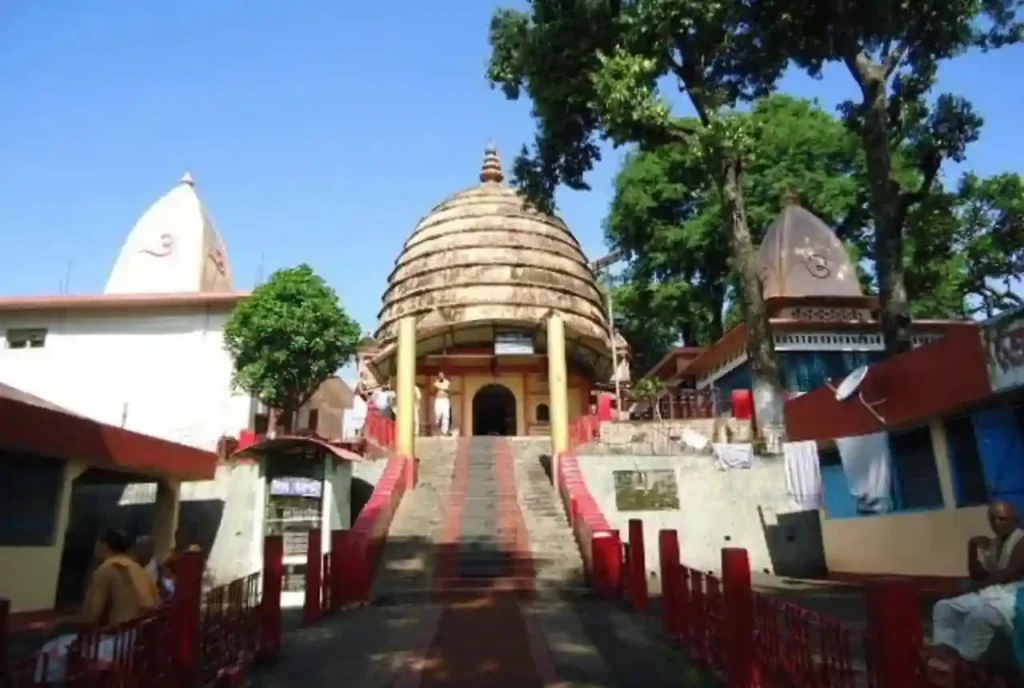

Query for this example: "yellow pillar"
[396,315,417,458]
[152,478,180,560]
[547,312,569,455]
[929,419,957,510]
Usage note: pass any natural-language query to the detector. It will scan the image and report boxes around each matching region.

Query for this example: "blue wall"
[710,350,883,396]
[972,407,1024,514]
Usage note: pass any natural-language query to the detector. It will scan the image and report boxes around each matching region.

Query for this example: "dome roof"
[373,146,611,376]
[758,195,863,300]
[105,172,233,295]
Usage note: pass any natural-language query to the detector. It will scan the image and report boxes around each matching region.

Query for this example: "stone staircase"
[371,436,458,602]
[508,437,587,596]
[371,435,587,604]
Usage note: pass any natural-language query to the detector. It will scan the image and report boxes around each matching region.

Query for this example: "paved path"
[253,437,712,687]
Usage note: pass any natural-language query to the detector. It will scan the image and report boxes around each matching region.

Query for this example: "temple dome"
[105,172,233,295]
[758,195,863,300]
[373,146,610,376]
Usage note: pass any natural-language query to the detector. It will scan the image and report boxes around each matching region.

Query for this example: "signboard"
[494,331,534,356]
[983,307,1024,393]
[269,477,322,498]
[613,469,680,511]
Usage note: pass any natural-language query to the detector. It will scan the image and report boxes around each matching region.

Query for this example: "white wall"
[577,453,826,578]
[0,307,261,585]
[0,308,252,449]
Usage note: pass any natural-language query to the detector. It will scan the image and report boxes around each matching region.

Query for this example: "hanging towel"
[836,431,893,513]
[783,441,823,510]
[682,428,710,452]
[712,443,753,470]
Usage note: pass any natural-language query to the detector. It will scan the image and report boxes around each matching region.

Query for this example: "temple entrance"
[472,384,517,436]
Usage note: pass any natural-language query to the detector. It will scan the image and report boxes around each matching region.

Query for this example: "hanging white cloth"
[783,441,823,510]
[343,395,368,439]
[681,428,710,452]
[712,443,753,470]
[836,431,893,513]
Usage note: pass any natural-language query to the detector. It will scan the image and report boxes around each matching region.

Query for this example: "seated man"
[37,528,161,683]
[932,501,1024,664]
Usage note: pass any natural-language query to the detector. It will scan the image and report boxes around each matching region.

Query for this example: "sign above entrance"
[269,477,322,498]
[494,331,535,356]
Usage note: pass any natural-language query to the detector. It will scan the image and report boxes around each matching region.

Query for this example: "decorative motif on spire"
[480,144,504,183]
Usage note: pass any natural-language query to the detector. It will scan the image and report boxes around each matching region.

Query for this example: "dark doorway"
[472,384,517,436]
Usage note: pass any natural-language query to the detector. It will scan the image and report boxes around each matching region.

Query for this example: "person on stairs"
[931,501,1024,666]
[433,371,451,436]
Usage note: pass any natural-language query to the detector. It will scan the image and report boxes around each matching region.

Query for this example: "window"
[535,403,550,423]
[307,409,320,432]
[5,327,47,349]
[890,427,944,511]
[0,450,64,545]
[945,416,988,507]
[253,413,269,435]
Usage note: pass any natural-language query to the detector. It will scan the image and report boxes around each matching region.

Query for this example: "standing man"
[433,371,451,436]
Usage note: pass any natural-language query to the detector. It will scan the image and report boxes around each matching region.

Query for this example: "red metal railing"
[365,406,396,449]
[198,572,262,687]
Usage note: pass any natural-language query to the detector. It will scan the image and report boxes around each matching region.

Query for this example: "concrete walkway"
[251,597,714,688]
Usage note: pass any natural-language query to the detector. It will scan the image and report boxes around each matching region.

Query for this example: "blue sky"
[1,0,1021,341]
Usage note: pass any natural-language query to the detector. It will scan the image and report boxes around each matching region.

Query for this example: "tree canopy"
[223,264,361,429]
[756,0,1022,352]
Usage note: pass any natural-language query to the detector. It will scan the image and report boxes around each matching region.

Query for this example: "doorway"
[472,384,517,436]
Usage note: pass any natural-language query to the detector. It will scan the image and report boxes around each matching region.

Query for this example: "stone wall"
[577,452,826,579]
[596,418,753,454]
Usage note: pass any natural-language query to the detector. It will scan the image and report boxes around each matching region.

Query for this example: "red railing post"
[865,578,926,688]
[591,530,621,598]
[722,548,755,688]
[172,550,204,684]
[659,530,681,639]
[258,535,283,662]
[0,598,9,679]
[330,529,346,612]
[628,519,649,612]
[321,552,331,614]
[302,528,322,626]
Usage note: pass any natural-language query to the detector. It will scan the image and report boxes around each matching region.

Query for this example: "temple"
[643,196,955,402]
[362,146,614,436]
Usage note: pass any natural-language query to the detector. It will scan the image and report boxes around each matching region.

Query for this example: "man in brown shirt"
[75,528,160,627]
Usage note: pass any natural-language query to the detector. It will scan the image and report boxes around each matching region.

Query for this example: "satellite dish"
[834,365,869,402]
[827,365,888,424]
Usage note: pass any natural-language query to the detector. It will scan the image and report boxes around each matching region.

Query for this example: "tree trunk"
[859,71,912,357]
[720,159,786,448]
[280,405,296,433]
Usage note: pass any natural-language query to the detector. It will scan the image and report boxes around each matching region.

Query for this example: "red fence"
[365,406,396,450]
[2,549,278,688]
[554,414,1011,687]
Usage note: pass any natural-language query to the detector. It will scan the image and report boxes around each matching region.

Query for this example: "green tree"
[905,172,1024,318]
[488,0,793,440]
[633,377,667,420]
[223,264,361,431]
[607,95,868,359]
[759,0,1022,353]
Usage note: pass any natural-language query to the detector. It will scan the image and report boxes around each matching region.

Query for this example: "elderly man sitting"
[932,501,1024,665]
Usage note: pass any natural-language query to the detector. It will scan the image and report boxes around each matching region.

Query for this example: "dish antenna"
[827,365,887,424]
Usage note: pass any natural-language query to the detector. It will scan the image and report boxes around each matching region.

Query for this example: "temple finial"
[180,171,195,186]
[480,143,504,183]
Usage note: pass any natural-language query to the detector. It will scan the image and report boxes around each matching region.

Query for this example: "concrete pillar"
[929,419,957,509]
[396,315,417,458]
[547,312,569,455]
[152,478,180,560]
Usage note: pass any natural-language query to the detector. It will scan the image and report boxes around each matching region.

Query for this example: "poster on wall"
[982,307,1024,393]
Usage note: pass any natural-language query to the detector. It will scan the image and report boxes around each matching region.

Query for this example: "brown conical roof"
[374,146,611,376]
[758,198,863,300]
